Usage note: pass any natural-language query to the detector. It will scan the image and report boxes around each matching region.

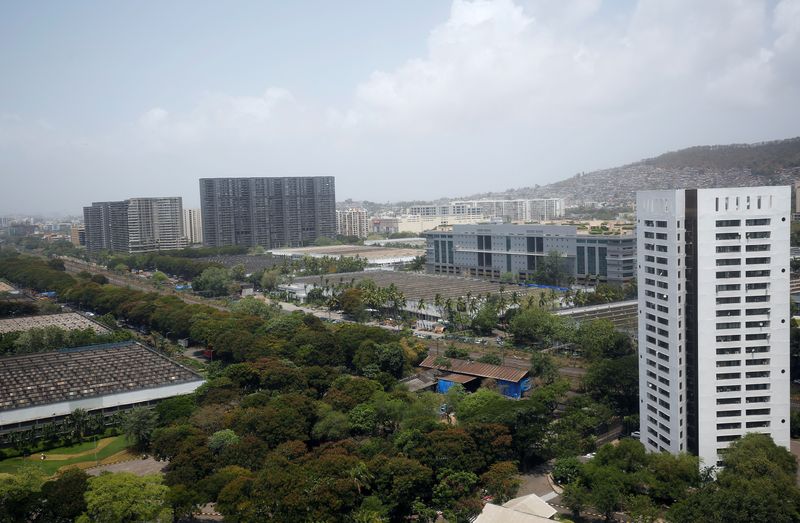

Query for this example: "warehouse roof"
[0,313,110,334]
[419,355,528,382]
[0,341,203,411]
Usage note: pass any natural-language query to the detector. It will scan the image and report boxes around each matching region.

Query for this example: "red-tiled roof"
[438,373,478,384]
[419,355,528,382]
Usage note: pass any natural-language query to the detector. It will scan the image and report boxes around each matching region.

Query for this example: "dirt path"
[25,437,116,462]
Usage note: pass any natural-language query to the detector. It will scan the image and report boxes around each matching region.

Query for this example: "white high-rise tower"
[637,186,790,467]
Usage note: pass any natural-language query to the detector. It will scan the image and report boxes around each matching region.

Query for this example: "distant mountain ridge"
[458,137,800,205]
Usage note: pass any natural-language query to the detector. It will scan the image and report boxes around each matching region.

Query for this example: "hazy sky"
[2,0,799,215]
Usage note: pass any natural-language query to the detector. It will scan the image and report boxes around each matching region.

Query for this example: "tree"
[151,271,168,286]
[583,354,639,415]
[230,296,280,320]
[39,468,89,522]
[668,434,800,523]
[82,472,172,523]
[67,408,89,441]
[531,251,571,286]
[208,429,240,453]
[121,408,158,451]
[340,288,367,321]
[508,306,569,346]
[480,461,520,503]
[432,469,479,508]
[562,483,589,519]
[259,270,280,292]
[530,351,559,384]
[471,303,499,335]
[193,267,233,297]
[552,456,582,485]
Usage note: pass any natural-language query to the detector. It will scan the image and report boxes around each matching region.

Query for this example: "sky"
[1,0,799,215]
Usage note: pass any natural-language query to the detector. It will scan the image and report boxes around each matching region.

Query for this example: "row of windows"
[717,296,770,305]
[716,257,772,266]
[718,383,770,393]
[716,231,771,240]
[716,244,771,253]
[717,321,771,330]
[716,308,772,317]
[644,266,670,277]
[717,282,770,291]
[715,346,770,354]
[715,359,770,367]
[715,195,772,211]
[716,408,771,417]
[643,220,669,228]
[716,270,772,278]
[721,396,771,404]
[715,218,771,227]
[643,231,669,240]
[717,421,770,433]
[716,371,771,380]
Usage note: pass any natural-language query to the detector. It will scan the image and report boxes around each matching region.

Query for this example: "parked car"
[631,430,641,440]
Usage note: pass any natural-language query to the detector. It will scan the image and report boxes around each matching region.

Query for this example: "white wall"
[0,380,205,426]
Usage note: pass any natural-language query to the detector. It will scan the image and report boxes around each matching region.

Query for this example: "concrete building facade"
[372,215,487,235]
[636,186,790,467]
[183,208,203,244]
[336,208,369,238]
[83,198,186,253]
[451,198,565,222]
[199,176,335,249]
[425,224,635,284]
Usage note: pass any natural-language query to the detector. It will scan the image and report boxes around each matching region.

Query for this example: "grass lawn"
[0,436,130,476]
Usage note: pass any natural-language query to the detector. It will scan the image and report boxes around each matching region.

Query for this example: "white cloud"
[2,0,800,213]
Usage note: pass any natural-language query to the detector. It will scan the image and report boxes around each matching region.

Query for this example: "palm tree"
[67,408,89,441]
[347,462,374,496]
[121,408,158,451]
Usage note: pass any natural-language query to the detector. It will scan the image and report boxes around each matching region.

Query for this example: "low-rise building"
[419,355,531,399]
[0,341,205,438]
[425,224,635,284]
[371,214,486,235]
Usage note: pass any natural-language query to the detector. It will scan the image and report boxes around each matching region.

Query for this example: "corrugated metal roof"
[438,373,478,384]
[419,355,528,382]
[0,341,204,411]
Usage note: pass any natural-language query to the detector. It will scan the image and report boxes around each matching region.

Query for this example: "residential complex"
[199,176,335,249]
[372,214,486,235]
[424,224,635,284]
[83,197,187,253]
[183,207,204,245]
[451,198,565,222]
[336,208,369,239]
[636,186,790,467]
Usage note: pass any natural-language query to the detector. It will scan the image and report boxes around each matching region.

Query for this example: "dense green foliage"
[557,434,800,523]
[0,252,614,521]
[106,253,220,280]
[0,326,132,356]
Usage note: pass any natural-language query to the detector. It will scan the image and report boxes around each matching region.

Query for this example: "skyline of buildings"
[636,186,790,467]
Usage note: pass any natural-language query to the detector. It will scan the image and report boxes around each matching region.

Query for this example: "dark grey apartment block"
[199,176,336,249]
